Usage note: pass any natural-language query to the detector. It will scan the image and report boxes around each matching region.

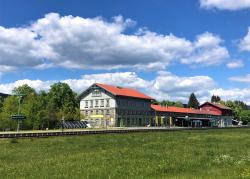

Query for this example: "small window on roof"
[92,89,101,97]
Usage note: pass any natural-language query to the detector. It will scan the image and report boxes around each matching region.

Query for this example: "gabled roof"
[96,83,153,100]
[151,104,221,116]
[200,102,232,110]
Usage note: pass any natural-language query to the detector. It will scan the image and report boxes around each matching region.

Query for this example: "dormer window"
[92,89,101,97]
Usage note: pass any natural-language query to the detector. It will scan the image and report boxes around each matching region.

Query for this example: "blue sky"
[0,0,250,103]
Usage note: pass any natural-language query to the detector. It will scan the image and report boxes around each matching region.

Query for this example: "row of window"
[85,99,110,108]
[117,109,151,116]
[84,109,110,115]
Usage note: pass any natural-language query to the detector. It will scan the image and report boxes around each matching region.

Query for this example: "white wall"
[80,90,116,110]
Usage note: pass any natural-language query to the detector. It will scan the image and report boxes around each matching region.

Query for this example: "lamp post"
[185,115,189,128]
[16,94,25,132]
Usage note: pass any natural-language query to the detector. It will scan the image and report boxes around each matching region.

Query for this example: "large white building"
[79,83,153,127]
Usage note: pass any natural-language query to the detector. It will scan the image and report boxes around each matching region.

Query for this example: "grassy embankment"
[0,128,249,178]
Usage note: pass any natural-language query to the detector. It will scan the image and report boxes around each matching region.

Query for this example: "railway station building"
[79,83,233,127]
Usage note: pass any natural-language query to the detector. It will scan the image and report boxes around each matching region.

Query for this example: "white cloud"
[0,72,214,103]
[0,26,55,70]
[180,32,229,66]
[0,79,52,94]
[227,60,244,68]
[0,13,229,73]
[150,71,215,101]
[1,71,250,104]
[210,88,250,104]
[229,74,250,83]
[194,32,222,48]
[239,27,250,51]
[200,0,250,10]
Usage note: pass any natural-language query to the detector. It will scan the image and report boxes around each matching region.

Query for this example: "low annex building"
[79,83,233,127]
[199,102,233,127]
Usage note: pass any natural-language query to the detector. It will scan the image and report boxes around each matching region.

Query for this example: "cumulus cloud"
[200,0,250,10]
[0,13,229,73]
[210,88,250,104]
[239,27,250,51]
[0,26,55,69]
[1,71,250,104]
[0,71,213,103]
[150,71,215,101]
[229,74,250,83]
[227,60,244,68]
[180,32,229,66]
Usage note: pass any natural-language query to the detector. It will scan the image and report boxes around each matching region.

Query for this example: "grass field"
[0,128,249,179]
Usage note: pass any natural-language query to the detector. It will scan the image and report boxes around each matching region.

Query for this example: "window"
[106,109,110,115]
[95,100,99,107]
[90,100,93,108]
[106,99,110,107]
[96,110,98,114]
[85,101,88,108]
[92,90,101,97]
[101,99,104,107]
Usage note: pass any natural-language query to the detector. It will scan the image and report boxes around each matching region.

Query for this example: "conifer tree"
[211,95,221,103]
[188,93,200,109]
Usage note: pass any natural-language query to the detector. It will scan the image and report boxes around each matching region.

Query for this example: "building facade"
[79,83,233,128]
[151,105,221,127]
[79,83,153,127]
[199,102,233,127]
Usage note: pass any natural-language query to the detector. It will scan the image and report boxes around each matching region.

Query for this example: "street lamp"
[185,116,189,127]
[16,94,25,132]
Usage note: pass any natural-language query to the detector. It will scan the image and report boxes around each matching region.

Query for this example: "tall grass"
[0,128,249,178]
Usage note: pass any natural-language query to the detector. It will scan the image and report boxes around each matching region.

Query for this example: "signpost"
[11,114,26,132]
[11,115,26,120]
[10,93,26,132]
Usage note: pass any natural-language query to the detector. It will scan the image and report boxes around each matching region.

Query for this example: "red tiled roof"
[200,102,232,110]
[151,104,221,116]
[96,83,153,100]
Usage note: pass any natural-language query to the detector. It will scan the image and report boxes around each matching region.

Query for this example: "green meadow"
[0,128,249,179]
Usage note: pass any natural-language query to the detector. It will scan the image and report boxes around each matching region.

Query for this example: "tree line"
[0,82,81,131]
[0,85,249,131]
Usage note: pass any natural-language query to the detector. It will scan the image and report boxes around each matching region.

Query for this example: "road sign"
[11,115,26,120]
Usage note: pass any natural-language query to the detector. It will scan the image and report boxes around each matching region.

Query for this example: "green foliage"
[220,100,249,121]
[151,99,159,105]
[0,96,19,131]
[0,83,80,131]
[0,129,249,178]
[239,110,250,124]
[47,82,79,122]
[0,96,4,112]
[12,84,36,96]
[188,93,200,109]
[211,95,221,103]
[160,100,184,107]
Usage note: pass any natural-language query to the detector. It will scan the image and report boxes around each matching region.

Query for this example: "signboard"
[11,115,26,120]
[90,115,104,118]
